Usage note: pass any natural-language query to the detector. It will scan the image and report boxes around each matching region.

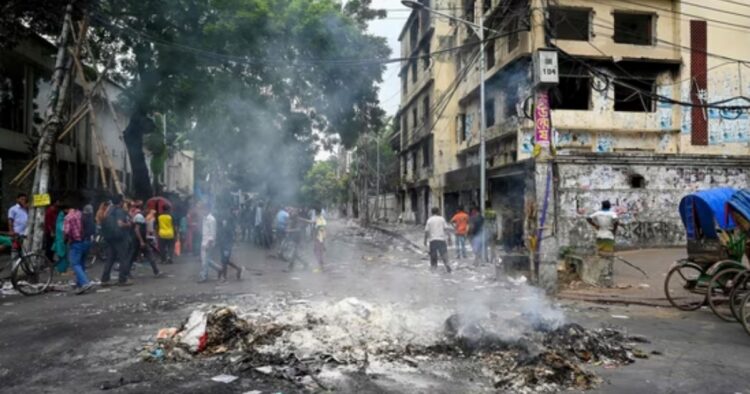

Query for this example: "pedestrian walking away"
[100,195,134,286]
[158,205,177,264]
[63,201,94,294]
[587,200,619,288]
[133,206,161,277]
[450,206,469,259]
[424,207,452,273]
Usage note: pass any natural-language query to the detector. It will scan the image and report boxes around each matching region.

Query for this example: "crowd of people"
[2,192,330,295]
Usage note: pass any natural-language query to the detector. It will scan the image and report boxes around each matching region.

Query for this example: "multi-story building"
[398,0,750,289]
[396,0,463,225]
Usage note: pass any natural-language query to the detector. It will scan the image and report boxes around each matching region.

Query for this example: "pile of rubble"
[142,298,649,392]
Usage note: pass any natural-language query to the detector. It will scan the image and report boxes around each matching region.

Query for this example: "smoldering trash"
[142,297,650,393]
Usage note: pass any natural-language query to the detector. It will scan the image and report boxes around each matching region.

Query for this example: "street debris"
[211,374,239,383]
[141,295,648,392]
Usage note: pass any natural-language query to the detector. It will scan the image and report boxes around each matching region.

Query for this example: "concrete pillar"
[535,161,558,293]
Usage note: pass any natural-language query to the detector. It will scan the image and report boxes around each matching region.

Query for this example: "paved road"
[1,221,749,393]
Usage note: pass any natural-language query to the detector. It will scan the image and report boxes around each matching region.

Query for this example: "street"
[1,220,749,394]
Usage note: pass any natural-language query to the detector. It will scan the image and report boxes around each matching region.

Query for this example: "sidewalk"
[558,248,686,307]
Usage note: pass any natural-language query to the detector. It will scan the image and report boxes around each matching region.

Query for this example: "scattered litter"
[242,391,262,394]
[637,283,650,289]
[508,275,528,286]
[107,369,117,374]
[177,310,208,353]
[211,374,238,383]
[96,289,111,293]
[256,366,273,375]
[156,327,178,340]
[2,302,15,306]
[610,315,630,319]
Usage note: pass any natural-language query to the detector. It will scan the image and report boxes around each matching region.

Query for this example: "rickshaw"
[723,190,750,333]
[664,188,746,315]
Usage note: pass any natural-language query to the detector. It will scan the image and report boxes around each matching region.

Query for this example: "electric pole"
[28,3,75,253]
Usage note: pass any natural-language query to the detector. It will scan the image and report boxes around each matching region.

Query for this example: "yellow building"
[397,0,750,289]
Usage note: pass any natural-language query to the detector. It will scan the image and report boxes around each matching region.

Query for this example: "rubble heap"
[143,300,648,393]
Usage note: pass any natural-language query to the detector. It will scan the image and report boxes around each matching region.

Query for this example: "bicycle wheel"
[729,271,750,321]
[740,292,750,336]
[664,262,706,311]
[11,254,53,296]
[707,268,742,322]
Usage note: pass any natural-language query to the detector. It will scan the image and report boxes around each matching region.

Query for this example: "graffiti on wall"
[678,74,750,143]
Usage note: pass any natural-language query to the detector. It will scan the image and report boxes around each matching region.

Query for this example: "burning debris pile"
[444,317,648,393]
[142,297,649,392]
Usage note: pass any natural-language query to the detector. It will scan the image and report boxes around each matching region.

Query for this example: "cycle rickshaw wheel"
[664,262,706,311]
[707,267,742,322]
[739,291,750,336]
[729,271,750,321]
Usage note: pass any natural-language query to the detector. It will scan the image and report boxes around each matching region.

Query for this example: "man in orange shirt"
[450,206,470,259]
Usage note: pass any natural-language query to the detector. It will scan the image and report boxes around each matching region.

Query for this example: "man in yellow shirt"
[158,205,177,264]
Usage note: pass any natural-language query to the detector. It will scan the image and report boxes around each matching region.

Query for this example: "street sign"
[33,193,51,207]
[534,91,551,146]
[534,49,559,86]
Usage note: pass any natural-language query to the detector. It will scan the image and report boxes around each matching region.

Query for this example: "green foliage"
[89,0,389,197]
[301,160,346,207]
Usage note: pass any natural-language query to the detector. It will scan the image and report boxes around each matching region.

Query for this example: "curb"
[558,292,671,308]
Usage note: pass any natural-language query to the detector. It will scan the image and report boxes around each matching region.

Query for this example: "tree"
[301,160,346,208]
[89,0,390,200]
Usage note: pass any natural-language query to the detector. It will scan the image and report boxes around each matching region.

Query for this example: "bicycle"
[7,235,55,296]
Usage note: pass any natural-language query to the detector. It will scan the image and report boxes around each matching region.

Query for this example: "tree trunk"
[123,109,155,200]
[28,4,73,254]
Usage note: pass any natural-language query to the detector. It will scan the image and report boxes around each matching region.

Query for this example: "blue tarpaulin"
[679,187,737,240]
[728,189,750,225]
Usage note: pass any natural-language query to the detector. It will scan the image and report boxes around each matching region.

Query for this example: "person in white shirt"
[198,205,221,282]
[587,200,619,287]
[424,207,452,273]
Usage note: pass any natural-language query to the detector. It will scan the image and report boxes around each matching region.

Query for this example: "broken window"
[458,114,466,143]
[614,12,654,45]
[629,174,645,188]
[412,107,418,129]
[614,79,654,112]
[422,141,431,168]
[486,39,496,69]
[411,61,418,83]
[0,58,26,133]
[423,95,430,126]
[549,8,590,41]
[507,16,520,52]
[402,73,407,94]
[485,98,496,127]
[464,0,475,23]
[550,75,591,110]
[422,45,430,70]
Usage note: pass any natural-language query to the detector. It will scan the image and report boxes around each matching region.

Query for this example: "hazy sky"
[368,0,410,116]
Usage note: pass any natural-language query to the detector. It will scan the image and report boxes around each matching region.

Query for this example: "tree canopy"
[2,0,390,200]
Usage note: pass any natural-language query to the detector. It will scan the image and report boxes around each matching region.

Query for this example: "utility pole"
[28,4,75,253]
[478,8,487,262]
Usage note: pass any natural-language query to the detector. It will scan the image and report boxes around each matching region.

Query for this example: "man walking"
[587,200,619,287]
[100,195,134,286]
[450,206,469,259]
[198,205,221,282]
[63,201,94,294]
[424,207,452,273]
[133,205,161,277]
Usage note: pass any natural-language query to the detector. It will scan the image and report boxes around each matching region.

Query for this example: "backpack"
[101,208,122,241]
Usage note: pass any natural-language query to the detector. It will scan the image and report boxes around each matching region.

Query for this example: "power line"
[680,0,750,21]
[88,11,527,68]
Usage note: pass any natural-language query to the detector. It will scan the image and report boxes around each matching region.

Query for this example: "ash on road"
[1,220,749,393]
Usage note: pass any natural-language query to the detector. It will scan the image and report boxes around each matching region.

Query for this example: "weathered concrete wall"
[556,155,750,250]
